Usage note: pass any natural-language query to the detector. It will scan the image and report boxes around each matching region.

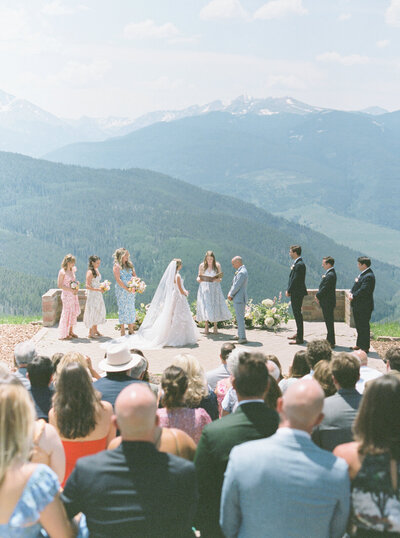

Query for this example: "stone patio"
[31,319,385,377]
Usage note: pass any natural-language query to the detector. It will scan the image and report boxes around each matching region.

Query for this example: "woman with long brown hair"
[196,250,231,335]
[49,362,115,487]
[334,375,400,535]
[84,255,106,338]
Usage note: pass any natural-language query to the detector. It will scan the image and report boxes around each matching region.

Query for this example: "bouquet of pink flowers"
[127,276,147,294]
[99,280,111,293]
[70,281,79,290]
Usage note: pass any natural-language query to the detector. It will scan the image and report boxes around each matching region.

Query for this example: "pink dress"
[215,378,231,417]
[59,268,81,339]
[157,407,211,444]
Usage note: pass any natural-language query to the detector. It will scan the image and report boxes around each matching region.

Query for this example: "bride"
[118,259,199,349]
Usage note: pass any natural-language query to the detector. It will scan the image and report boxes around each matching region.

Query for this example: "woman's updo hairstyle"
[88,255,100,278]
[161,366,188,408]
[174,259,182,272]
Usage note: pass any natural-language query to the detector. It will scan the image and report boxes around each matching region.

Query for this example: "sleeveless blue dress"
[0,465,59,538]
[115,267,136,324]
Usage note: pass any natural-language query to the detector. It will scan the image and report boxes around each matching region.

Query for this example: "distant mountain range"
[0,88,392,156]
[1,151,399,320]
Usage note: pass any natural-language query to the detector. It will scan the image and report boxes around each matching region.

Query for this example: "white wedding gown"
[104,261,199,349]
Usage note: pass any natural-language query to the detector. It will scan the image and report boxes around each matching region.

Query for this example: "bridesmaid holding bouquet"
[58,254,81,340]
[84,255,107,338]
[196,251,231,335]
[113,248,136,336]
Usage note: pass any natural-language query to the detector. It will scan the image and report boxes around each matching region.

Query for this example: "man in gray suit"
[228,256,248,344]
[220,379,350,538]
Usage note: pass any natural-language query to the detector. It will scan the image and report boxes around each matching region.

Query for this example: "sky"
[0,0,399,119]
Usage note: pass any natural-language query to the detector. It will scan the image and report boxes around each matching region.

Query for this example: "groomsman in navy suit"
[349,256,375,353]
[316,256,337,348]
[286,245,307,345]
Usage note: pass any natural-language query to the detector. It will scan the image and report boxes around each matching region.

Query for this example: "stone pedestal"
[301,289,354,327]
[42,289,87,327]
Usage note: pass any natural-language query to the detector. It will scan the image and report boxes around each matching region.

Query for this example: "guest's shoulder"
[166,451,196,475]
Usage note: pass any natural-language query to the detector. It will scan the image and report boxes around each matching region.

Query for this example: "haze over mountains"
[0,88,392,157]
[45,107,400,267]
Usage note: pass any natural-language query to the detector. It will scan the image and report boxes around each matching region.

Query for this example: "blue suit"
[220,428,350,538]
[228,265,248,340]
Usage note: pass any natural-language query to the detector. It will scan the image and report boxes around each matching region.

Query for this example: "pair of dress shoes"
[287,334,304,345]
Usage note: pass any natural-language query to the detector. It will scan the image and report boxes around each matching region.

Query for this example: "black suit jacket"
[194,402,279,536]
[287,257,307,297]
[62,441,198,538]
[351,268,375,313]
[316,268,337,309]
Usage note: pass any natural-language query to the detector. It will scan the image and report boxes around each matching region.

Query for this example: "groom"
[228,256,248,344]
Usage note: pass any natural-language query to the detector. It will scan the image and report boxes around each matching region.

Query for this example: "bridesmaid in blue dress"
[113,248,136,336]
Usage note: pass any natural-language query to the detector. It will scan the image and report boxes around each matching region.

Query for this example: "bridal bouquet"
[127,277,147,294]
[99,280,111,292]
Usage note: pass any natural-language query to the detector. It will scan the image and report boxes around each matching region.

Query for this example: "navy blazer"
[316,268,337,308]
[62,441,198,538]
[351,268,375,313]
[287,258,307,297]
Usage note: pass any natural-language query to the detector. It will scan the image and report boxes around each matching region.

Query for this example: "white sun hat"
[99,343,143,373]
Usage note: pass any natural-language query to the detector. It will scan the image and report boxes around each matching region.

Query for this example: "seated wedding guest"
[49,362,116,487]
[352,349,382,394]
[55,351,100,384]
[264,376,282,410]
[62,384,198,537]
[195,353,279,537]
[220,379,350,538]
[157,366,211,443]
[129,348,159,397]
[0,382,73,537]
[303,338,332,378]
[312,352,361,451]
[215,346,241,416]
[334,375,400,535]
[279,350,310,393]
[27,356,54,421]
[0,373,66,484]
[93,344,145,407]
[313,360,337,397]
[385,345,400,381]
[265,355,283,382]
[206,342,235,390]
[173,353,218,420]
[51,352,64,371]
[13,340,36,389]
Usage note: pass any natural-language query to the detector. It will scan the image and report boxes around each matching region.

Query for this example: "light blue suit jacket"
[228,265,248,304]
[220,428,350,538]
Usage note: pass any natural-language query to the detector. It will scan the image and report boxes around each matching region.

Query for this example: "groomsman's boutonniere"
[290,264,295,270]
[355,277,359,283]
[322,274,326,278]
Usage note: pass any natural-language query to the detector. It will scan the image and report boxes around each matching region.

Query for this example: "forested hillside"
[0,151,399,320]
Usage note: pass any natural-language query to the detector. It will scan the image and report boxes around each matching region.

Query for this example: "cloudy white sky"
[0,0,399,118]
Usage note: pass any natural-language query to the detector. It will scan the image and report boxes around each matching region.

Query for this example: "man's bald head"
[115,384,158,441]
[351,349,368,366]
[280,379,324,432]
[231,256,243,269]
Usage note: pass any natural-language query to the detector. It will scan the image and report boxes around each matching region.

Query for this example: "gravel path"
[0,323,43,369]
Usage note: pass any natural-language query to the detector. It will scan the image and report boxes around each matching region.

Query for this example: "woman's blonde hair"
[0,383,35,485]
[173,353,207,406]
[61,253,76,270]
[174,258,182,272]
[54,352,88,385]
[113,248,134,270]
